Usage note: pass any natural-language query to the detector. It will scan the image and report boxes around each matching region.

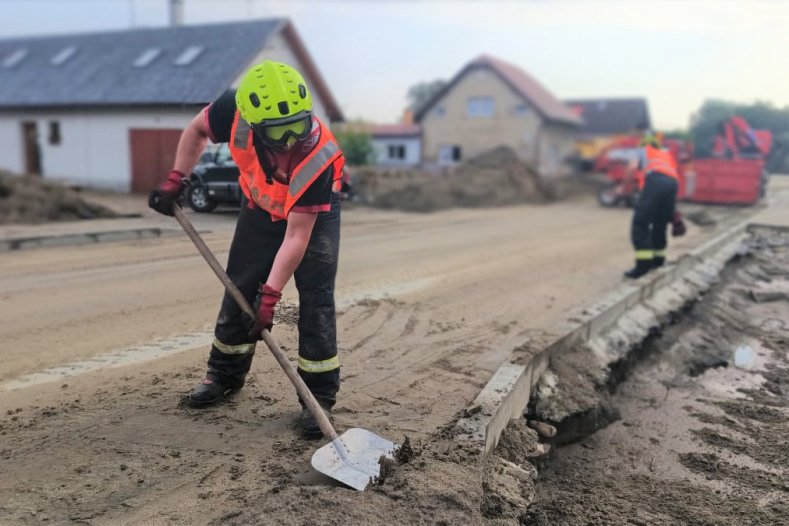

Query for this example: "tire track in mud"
[333,296,518,441]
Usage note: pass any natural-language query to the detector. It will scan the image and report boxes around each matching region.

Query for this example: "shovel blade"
[311,428,397,491]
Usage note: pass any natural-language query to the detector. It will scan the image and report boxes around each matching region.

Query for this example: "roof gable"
[415,54,582,126]
[564,98,651,135]
[0,19,343,120]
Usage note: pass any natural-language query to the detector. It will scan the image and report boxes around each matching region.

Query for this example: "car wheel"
[597,182,622,207]
[186,183,218,213]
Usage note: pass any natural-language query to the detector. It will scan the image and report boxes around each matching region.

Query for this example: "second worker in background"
[624,133,686,279]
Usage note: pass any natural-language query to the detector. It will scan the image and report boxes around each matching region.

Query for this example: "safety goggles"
[252,112,313,149]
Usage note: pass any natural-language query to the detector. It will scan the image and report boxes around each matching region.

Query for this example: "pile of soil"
[210,419,545,525]
[0,170,118,224]
[352,147,551,212]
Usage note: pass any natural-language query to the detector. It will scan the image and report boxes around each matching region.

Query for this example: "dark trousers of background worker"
[206,194,341,408]
[630,172,678,271]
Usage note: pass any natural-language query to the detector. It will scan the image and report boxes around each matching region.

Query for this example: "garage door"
[129,129,183,193]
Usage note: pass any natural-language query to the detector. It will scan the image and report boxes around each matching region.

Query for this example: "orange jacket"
[228,113,345,221]
[637,145,680,189]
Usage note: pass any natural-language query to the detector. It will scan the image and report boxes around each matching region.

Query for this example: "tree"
[406,79,447,115]
[334,127,375,166]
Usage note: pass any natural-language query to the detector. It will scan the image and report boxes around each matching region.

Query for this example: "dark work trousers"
[630,172,678,258]
[206,194,341,408]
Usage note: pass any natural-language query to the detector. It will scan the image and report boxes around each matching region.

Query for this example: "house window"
[514,104,531,117]
[48,121,61,145]
[438,145,462,164]
[134,48,162,68]
[50,46,77,66]
[467,97,494,118]
[174,46,204,66]
[387,144,406,160]
[3,49,28,68]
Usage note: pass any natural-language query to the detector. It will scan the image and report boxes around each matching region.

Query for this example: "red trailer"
[683,158,766,205]
[684,116,770,205]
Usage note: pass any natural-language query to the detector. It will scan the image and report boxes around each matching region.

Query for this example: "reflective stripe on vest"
[234,119,251,149]
[289,141,340,197]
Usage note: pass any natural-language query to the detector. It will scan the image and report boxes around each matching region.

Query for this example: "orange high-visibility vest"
[637,145,680,189]
[228,113,345,221]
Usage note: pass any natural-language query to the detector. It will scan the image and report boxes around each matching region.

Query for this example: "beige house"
[415,55,582,177]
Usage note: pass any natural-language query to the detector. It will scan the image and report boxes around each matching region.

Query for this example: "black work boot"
[188,378,238,408]
[623,259,653,279]
[651,256,666,269]
[298,403,332,440]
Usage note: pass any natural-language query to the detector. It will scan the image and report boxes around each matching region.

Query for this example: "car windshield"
[198,145,217,163]
[216,144,232,164]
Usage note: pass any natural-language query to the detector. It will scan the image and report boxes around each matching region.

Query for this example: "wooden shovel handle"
[173,205,339,441]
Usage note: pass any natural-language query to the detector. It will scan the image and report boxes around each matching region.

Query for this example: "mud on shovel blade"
[172,205,397,491]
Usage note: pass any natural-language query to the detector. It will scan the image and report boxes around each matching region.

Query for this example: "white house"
[369,124,421,167]
[0,19,343,192]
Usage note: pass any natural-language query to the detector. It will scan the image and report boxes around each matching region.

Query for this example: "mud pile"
[352,147,551,212]
[214,419,546,525]
[0,170,118,224]
[526,228,789,525]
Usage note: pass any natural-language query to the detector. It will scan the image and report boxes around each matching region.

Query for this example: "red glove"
[671,211,687,237]
[248,284,282,340]
[148,170,186,216]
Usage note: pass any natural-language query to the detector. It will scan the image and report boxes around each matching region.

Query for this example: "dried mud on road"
[527,230,789,526]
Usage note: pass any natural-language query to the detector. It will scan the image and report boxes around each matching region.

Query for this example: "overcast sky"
[0,0,786,129]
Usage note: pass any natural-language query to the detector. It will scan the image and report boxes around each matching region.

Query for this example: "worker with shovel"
[149,61,345,438]
[624,133,686,279]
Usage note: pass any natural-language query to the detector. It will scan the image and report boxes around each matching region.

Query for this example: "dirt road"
[0,188,772,524]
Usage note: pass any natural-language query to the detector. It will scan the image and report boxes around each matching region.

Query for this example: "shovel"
[172,205,396,491]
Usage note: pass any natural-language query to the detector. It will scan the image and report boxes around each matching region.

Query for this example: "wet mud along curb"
[455,218,756,453]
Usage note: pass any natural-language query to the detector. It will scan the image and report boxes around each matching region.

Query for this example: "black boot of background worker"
[624,259,653,279]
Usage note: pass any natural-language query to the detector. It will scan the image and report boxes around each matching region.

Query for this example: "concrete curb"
[0,227,178,252]
[456,219,754,453]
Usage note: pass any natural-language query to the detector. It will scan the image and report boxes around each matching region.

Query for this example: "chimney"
[169,0,184,26]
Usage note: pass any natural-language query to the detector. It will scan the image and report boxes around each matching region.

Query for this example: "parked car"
[186,144,242,213]
[187,143,354,213]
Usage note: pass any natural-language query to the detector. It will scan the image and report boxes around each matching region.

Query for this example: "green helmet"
[640,132,661,149]
[235,60,313,125]
[235,61,314,149]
